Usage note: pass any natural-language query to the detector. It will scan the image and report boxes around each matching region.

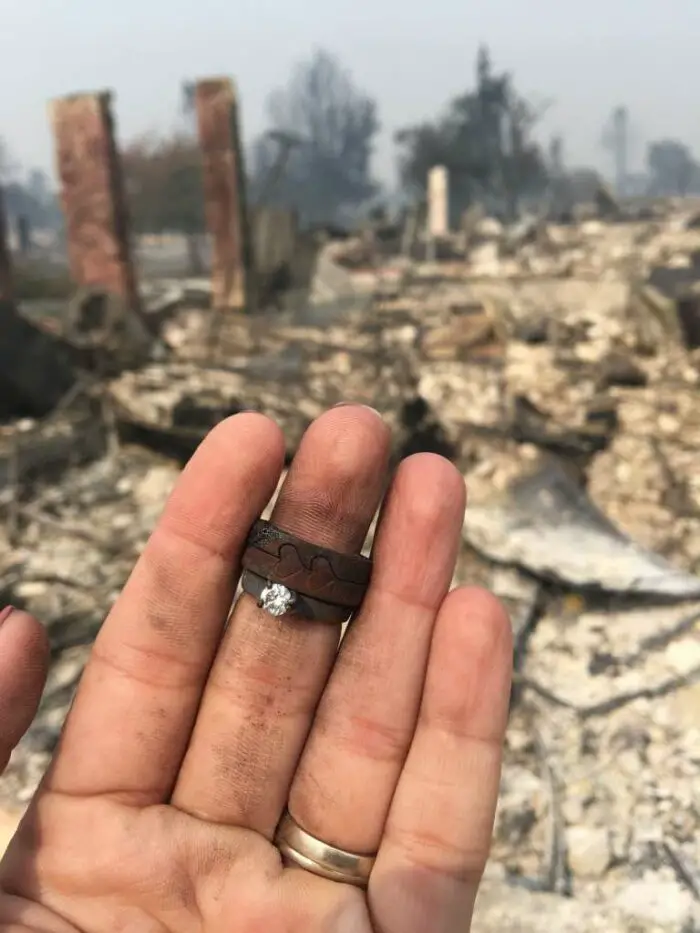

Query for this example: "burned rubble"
[1,87,700,933]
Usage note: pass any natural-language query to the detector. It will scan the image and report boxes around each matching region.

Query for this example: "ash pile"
[2,87,700,933]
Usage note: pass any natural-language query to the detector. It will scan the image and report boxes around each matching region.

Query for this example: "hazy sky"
[4,0,700,187]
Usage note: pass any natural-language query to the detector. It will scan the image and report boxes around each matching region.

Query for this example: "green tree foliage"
[250,49,381,226]
[395,46,549,219]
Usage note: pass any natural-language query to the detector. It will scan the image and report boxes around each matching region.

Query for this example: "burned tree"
[0,185,12,301]
[396,46,549,220]
[647,139,700,196]
[250,50,380,226]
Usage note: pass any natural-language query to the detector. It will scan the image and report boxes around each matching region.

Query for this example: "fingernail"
[0,606,15,627]
[333,402,382,417]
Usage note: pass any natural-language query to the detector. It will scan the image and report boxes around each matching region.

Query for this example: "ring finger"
[285,453,465,854]
[171,404,390,836]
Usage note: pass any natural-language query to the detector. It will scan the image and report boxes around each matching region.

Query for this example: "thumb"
[0,607,49,773]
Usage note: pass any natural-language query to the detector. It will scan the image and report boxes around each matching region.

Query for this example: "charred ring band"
[241,519,372,618]
[240,570,352,623]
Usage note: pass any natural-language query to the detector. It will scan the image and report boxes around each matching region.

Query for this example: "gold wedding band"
[275,810,376,887]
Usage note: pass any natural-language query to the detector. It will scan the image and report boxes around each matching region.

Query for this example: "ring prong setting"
[259,582,296,617]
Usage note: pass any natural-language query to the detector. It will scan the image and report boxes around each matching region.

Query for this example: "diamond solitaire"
[259,582,296,617]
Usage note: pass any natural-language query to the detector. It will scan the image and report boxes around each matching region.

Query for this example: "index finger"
[45,412,285,803]
[0,608,49,772]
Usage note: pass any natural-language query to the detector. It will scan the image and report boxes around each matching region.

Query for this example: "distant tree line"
[5,47,700,245]
[117,45,556,235]
[121,49,382,236]
[0,139,61,233]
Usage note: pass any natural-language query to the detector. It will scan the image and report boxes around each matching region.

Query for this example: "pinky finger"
[0,607,49,772]
[370,587,513,933]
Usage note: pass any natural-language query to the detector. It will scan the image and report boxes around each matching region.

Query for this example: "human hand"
[0,406,512,933]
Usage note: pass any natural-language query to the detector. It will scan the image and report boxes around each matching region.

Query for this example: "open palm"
[0,406,512,933]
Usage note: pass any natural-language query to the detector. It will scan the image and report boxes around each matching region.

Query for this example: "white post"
[427,165,449,261]
[428,165,449,234]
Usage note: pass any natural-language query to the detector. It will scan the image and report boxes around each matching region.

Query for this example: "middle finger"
[171,405,390,836]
